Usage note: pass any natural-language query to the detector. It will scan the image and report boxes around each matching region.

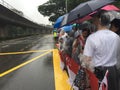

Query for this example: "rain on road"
[0,34,55,90]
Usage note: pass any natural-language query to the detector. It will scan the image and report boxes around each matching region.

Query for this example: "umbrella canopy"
[71,15,92,24]
[101,4,120,11]
[66,0,115,25]
[71,4,120,24]
[61,25,72,32]
[53,16,64,28]
[60,13,69,27]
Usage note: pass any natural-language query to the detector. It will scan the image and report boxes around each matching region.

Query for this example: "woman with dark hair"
[110,18,120,35]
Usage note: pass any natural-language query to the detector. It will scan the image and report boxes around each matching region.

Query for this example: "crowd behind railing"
[54,10,120,90]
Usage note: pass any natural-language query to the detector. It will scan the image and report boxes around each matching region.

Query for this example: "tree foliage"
[113,1,120,8]
[38,0,120,22]
[67,0,88,12]
[38,0,65,22]
[38,0,88,22]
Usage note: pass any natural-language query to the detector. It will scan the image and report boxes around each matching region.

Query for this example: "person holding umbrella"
[83,10,120,90]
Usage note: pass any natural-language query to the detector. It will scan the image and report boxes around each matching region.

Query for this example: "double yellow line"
[0,49,53,77]
[0,49,72,90]
[0,50,51,56]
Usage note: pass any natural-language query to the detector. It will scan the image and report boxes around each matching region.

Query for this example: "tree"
[38,0,66,22]
[38,0,120,23]
[113,1,120,8]
[38,0,88,22]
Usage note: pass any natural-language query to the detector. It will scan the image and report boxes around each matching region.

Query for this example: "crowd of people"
[55,10,120,90]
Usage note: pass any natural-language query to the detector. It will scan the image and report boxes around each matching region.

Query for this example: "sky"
[2,0,50,25]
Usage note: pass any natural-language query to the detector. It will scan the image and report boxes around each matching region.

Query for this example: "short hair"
[111,18,120,28]
[94,10,111,26]
[111,18,120,35]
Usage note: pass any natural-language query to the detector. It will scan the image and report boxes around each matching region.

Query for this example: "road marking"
[0,50,51,55]
[53,49,72,90]
[0,50,52,77]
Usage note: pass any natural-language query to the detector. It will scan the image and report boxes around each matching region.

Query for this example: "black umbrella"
[63,0,115,26]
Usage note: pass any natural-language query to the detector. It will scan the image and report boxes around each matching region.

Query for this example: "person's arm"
[83,36,95,72]
[82,55,94,72]
[84,56,92,66]
[72,39,78,53]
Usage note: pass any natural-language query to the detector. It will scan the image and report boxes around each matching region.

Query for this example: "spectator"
[83,10,120,90]
[72,30,81,65]
[64,30,74,57]
[53,29,57,41]
[59,29,68,50]
[72,28,90,65]
[110,18,120,77]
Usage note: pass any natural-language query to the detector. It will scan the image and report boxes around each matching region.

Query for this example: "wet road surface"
[0,35,55,90]
[1,34,120,90]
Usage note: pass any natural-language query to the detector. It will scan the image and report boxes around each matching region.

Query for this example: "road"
[0,34,55,90]
[0,34,120,90]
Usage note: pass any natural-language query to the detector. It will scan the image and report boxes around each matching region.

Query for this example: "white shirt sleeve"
[83,36,94,57]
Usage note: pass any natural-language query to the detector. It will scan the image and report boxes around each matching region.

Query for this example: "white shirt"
[83,29,120,67]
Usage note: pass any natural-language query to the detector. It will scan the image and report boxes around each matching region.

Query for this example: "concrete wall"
[0,24,52,40]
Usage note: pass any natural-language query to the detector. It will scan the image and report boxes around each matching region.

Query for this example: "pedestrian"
[83,10,120,90]
[110,18,120,78]
[64,30,74,57]
[72,28,90,64]
[53,29,57,41]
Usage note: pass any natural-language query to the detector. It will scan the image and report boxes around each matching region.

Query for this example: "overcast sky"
[2,0,50,25]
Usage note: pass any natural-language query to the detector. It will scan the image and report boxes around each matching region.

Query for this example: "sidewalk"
[53,49,72,90]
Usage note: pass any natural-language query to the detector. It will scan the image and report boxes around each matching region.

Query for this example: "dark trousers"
[94,66,119,90]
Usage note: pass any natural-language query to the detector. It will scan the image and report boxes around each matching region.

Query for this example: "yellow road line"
[0,50,52,77]
[53,49,72,90]
[0,50,51,56]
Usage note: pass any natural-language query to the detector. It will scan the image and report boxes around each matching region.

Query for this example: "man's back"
[83,10,120,90]
[84,29,120,67]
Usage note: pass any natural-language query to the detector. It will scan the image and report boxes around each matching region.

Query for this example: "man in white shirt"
[83,10,120,90]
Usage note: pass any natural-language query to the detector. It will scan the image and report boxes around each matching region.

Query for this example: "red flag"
[66,56,79,74]
[99,70,109,90]
[58,51,64,62]
[65,55,79,87]
[86,70,99,90]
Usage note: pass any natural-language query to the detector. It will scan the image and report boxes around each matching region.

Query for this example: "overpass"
[0,1,52,40]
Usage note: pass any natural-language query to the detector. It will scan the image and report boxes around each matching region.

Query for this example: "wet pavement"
[0,34,55,90]
[1,34,120,90]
